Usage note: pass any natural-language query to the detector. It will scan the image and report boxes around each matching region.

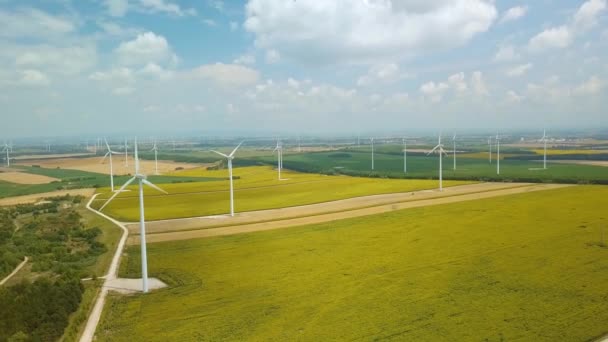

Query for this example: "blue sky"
[0,0,607,137]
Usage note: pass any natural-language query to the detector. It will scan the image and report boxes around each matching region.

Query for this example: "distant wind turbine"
[371,138,375,170]
[151,140,159,175]
[273,139,283,180]
[99,138,168,293]
[427,134,448,191]
[101,138,123,192]
[496,134,501,175]
[488,136,492,164]
[2,143,12,167]
[403,138,407,173]
[211,142,244,217]
[124,138,129,168]
[452,134,457,170]
[541,129,548,170]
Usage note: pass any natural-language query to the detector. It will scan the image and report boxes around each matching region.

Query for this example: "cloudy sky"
[1,0,607,137]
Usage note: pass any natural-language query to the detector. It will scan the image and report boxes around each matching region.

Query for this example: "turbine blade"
[99,177,136,211]
[134,138,139,173]
[101,152,110,163]
[229,141,244,157]
[142,179,168,194]
[105,138,111,151]
[210,150,229,158]
[426,145,440,155]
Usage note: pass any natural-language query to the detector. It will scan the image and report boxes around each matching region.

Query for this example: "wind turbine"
[403,138,407,173]
[124,138,129,168]
[427,134,448,191]
[541,129,548,170]
[371,138,375,170]
[150,141,159,175]
[273,139,283,180]
[488,137,492,164]
[496,134,501,175]
[210,142,244,217]
[452,134,457,170]
[2,143,12,167]
[101,138,123,192]
[99,138,168,293]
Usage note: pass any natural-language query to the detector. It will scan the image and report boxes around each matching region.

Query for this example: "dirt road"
[128,183,571,244]
[0,189,95,206]
[0,257,28,286]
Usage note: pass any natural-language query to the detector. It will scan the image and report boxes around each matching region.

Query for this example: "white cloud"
[186,63,260,87]
[493,45,519,62]
[357,63,406,87]
[89,67,134,83]
[233,54,256,65]
[115,32,177,66]
[573,0,607,31]
[140,0,197,16]
[265,49,281,64]
[500,6,528,23]
[506,90,524,103]
[528,0,606,53]
[20,69,50,86]
[143,105,161,112]
[14,45,97,75]
[574,76,604,95]
[505,63,533,77]
[106,0,129,17]
[0,8,75,38]
[471,71,489,96]
[229,21,239,31]
[202,19,216,27]
[529,26,573,52]
[138,63,173,79]
[97,21,140,37]
[245,0,497,64]
[113,86,135,95]
[448,72,468,92]
[420,81,449,102]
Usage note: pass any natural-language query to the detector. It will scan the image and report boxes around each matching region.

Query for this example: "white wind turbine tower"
[99,138,168,293]
[452,134,457,170]
[488,136,492,164]
[371,138,375,170]
[541,129,548,170]
[211,142,244,217]
[496,134,501,175]
[124,138,129,167]
[2,143,12,167]
[273,139,283,180]
[150,141,159,175]
[427,134,448,191]
[403,137,407,173]
[101,138,123,192]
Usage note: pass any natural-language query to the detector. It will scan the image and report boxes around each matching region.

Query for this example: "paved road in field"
[128,183,572,244]
[127,182,530,235]
[0,256,28,286]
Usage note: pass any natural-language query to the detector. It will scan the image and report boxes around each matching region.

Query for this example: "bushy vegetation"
[0,276,83,342]
[0,195,108,342]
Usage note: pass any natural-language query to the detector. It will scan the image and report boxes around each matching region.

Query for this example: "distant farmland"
[97,185,608,341]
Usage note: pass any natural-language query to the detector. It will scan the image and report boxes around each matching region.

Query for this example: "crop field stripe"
[126,182,534,233]
[128,183,572,244]
[92,177,333,200]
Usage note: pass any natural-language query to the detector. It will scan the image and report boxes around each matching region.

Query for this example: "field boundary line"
[131,183,573,244]
[0,256,28,286]
[80,194,129,342]
[131,183,534,235]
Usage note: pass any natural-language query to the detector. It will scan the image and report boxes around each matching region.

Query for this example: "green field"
[97,185,608,341]
[259,149,608,183]
[0,166,221,199]
[92,166,471,221]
